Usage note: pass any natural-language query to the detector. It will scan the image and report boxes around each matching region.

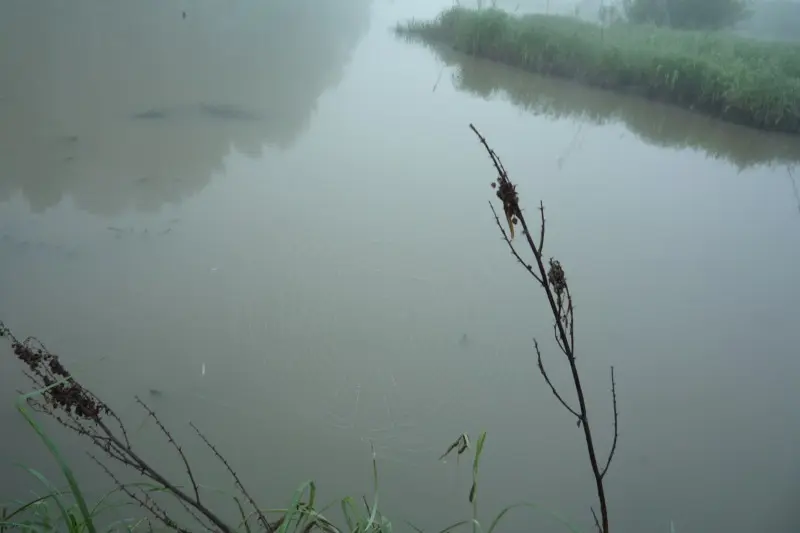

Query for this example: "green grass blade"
[362,442,380,531]
[471,432,486,486]
[437,520,472,533]
[16,384,98,533]
[470,432,487,533]
[88,485,145,521]
[340,497,360,532]
[403,519,425,533]
[233,497,253,533]
[276,481,315,533]
[486,503,582,533]
[0,521,49,532]
[0,495,52,523]
[18,466,74,532]
[103,517,148,532]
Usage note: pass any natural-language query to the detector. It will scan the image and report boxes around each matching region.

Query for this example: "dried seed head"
[5,331,103,422]
[547,258,567,298]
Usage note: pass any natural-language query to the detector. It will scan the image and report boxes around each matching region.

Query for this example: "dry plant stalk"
[469,124,619,533]
[0,321,277,533]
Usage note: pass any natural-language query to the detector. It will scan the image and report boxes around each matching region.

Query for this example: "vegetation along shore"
[397,7,800,134]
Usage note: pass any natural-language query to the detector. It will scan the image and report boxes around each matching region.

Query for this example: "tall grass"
[2,416,579,533]
[397,7,800,133]
[0,367,576,532]
[418,41,800,171]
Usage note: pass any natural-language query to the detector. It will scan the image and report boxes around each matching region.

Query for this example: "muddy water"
[1,1,799,532]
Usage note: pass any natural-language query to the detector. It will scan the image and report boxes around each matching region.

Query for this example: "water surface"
[1,2,799,532]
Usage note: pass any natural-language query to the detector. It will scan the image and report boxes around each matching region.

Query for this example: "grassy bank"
[397,7,800,133]
[423,42,800,170]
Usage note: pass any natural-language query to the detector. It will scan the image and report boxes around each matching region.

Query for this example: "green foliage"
[420,42,800,171]
[623,0,750,30]
[397,7,800,133]
[3,423,584,533]
[4,383,99,533]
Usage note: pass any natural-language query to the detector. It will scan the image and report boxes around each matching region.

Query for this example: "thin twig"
[534,339,580,420]
[173,495,217,533]
[538,201,546,255]
[552,321,568,356]
[135,397,202,504]
[566,289,575,353]
[600,366,618,480]
[190,422,274,533]
[100,400,131,449]
[489,202,544,285]
[469,124,508,180]
[591,507,601,533]
[94,420,236,533]
[89,454,190,533]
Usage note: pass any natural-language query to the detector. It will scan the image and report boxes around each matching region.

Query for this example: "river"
[1,1,799,532]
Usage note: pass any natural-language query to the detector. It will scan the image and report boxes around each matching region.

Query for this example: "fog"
[1,1,799,533]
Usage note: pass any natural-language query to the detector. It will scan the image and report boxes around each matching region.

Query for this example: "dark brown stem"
[135,397,201,504]
[537,201,546,255]
[470,124,614,533]
[518,211,610,533]
[534,339,580,420]
[95,420,235,533]
[89,454,190,533]
[591,506,602,533]
[600,366,618,480]
[489,202,544,285]
[2,322,252,533]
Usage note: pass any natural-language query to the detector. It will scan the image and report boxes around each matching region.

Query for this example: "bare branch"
[135,397,201,504]
[538,201,546,255]
[173,494,217,533]
[471,126,617,533]
[3,322,241,533]
[534,339,581,420]
[488,202,544,285]
[600,366,619,481]
[90,453,190,533]
[93,419,236,533]
[100,400,131,449]
[566,288,575,354]
[552,321,568,356]
[190,422,274,533]
[591,507,602,533]
[469,123,509,180]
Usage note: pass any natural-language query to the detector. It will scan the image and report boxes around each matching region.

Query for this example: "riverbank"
[397,7,800,134]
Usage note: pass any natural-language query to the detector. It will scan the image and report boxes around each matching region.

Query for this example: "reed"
[397,7,800,133]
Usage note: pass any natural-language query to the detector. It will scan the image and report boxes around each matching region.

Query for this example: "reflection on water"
[788,166,800,214]
[1,1,800,533]
[421,42,800,170]
[0,0,370,215]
